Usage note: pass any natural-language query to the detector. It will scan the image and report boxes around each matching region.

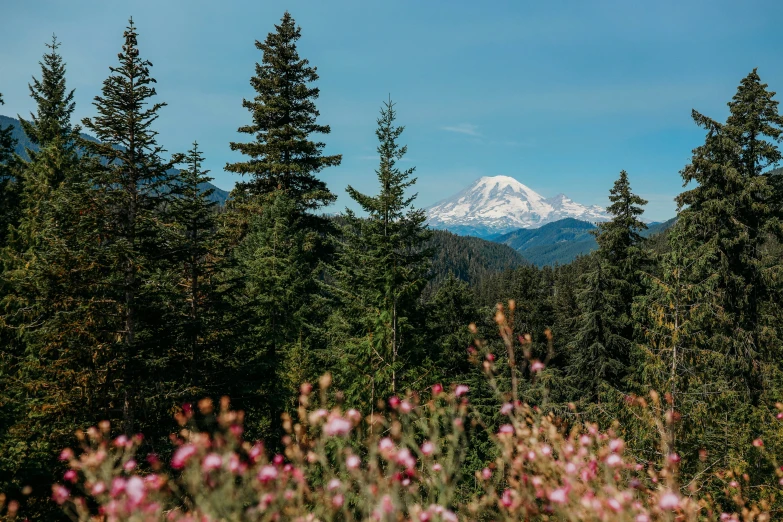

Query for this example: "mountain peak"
[426,175,610,238]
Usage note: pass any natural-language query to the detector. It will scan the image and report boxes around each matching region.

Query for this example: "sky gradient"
[2,0,783,221]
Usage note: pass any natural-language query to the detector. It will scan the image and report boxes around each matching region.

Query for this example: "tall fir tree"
[0,37,104,520]
[223,12,341,440]
[329,98,431,408]
[566,255,627,406]
[226,11,341,217]
[673,69,783,400]
[80,19,180,436]
[633,70,783,495]
[594,170,648,327]
[169,143,231,399]
[565,172,647,407]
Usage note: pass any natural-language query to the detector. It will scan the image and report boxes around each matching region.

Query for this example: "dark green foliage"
[0,37,104,519]
[0,98,20,248]
[222,12,341,441]
[230,192,326,440]
[79,19,180,436]
[169,143,230,398]
[226,11,340,214]
[566,256,628,400]
[328,98,431,407]
[426,229,527,293]
[19,37,76,156]
[631,69,783,495]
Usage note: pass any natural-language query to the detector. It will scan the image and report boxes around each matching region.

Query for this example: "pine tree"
[226,11,341,216]
[19,36,76,160]
[674,69,783,401]
[169,143,227,396]
[565,172,647,406]
[223,12,341,439]
[0,92,19,247]
[594,170,648,315]
[80,19,179,436]
[566,255,627,404]
[0,37,104,519]
[329,98,431,407]
[231,191,323,441]
[633,70,783,493]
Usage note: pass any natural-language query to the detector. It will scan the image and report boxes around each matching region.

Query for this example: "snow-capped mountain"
[425,175,611,237]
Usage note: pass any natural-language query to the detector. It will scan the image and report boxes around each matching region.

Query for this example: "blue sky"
[2,0,783,221]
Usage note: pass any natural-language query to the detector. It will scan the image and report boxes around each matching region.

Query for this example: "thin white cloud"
[440,123,481,136]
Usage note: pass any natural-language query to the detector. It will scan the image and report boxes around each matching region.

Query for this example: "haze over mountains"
[425,175,611,238]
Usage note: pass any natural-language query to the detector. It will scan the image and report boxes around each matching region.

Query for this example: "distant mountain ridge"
[494,216,676,266]
[0,114,230,205]
[426,175,611,238]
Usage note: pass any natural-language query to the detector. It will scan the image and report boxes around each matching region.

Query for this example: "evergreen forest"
[2,12,783,521]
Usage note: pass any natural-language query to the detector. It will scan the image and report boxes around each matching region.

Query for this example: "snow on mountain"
[425,175,611,237]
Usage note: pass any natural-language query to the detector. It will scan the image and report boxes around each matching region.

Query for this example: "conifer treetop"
[595,170,648,256]
[226,11,340,209]
[20,35,76,150]
[347,97,418,222]
[82,18,167,162]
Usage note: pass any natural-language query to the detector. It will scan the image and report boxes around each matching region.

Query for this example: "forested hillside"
[1,14,783,522]
[491,216,676,266]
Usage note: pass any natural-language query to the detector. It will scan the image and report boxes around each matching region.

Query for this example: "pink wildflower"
[63,470,78,483]
[327,478,342,491]
[400,400,413,414]
[482,467,492,479]
[498,424,514,436]
[549,487,568,504]
[607,497,623,512]
[123,459,137,471]
[324,416,352,437]
[606,454,623,467]
[110,477,126,497]
[91,482,106,495]
[530,361,545,372]
[659,492,679,510]
[501,489,515,508]
[346,454,361,470]
[379,437,395,453]
[500,402,513,415]
[202,453,222,471]
[753,438,764,447]
[432,383,443,395]
[388,396,401,409]
[52,485,70,505]
[332,494,344,508]
[258,465,278,483]
[59,448,74,461]
[396,448,416,469]
[171,444,196,469]
[228,453,243,474]
[125,476,145,507]
[346,409,361,423]
[455,385,469,397]
[144,474,164,490]
[421,441,434,456]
